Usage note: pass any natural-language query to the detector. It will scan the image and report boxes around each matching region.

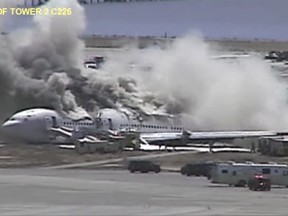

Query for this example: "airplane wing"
[139,130,287,146]
[186,131,281,140]
[49,127,75,138]
[49,127,104,144]
[140,132,182,143]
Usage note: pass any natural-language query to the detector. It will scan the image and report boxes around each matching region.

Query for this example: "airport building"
[258,136,288,156]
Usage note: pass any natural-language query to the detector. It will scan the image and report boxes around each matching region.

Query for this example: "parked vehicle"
[128,160,161,173]
[84,56,106,70]
[84,61,97,69]
[210,161,288,187]
[180,162,214,178]
[264,51,280,60]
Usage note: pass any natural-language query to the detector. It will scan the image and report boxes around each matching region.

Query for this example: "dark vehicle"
[264,51,288,62]
[180,162,214,178]
[93,56,105,67]
[264,51,280,60]
[128,160,161,173]
[248,175,271,191]
[275,51,288,62]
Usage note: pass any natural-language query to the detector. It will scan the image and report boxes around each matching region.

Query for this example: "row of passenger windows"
[120,124,183,131]
[62,122,94,126]
[221,168,288,176]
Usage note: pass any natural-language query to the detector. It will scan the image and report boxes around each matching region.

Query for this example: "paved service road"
[0,169,287,216]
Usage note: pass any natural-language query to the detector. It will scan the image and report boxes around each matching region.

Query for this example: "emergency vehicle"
[248,174,271,191]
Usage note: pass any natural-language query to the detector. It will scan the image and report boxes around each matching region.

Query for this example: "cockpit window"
[9,118,16,121]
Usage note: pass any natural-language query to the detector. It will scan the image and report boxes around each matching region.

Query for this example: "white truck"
[209,161,288,187]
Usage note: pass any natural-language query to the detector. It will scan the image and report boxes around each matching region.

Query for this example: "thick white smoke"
[1,0,288,131]
[145,36,288,130]
[97,35,288,130]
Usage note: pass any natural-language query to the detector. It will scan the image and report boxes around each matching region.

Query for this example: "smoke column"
[0,0,87,119]
[1,0,288,131]
[99,35,288,130]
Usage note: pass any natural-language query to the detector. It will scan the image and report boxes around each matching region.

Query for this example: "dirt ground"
[0,144,148,168]
[0,143,288,169]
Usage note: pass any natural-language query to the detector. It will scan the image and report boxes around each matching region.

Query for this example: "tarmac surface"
[0,168,287,216]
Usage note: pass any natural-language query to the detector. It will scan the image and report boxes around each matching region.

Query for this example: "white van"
[210,162,288,187]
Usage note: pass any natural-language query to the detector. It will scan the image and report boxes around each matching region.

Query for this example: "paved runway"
[0,169,287,216]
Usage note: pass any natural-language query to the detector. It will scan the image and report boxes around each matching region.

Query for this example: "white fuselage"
[97,108,184,133]
[1,108,184,144]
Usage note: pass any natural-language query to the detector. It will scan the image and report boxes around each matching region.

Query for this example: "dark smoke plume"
[0,0,166,121]
[0,0,86,120]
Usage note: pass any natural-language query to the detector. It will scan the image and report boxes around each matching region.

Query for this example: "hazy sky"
[4,0,288,40]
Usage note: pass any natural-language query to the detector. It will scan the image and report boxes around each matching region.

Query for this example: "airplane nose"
[2,121,18,129]
[1,120,21,135]
[1,120,27,142]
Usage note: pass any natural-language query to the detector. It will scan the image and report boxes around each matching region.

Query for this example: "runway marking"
[0,205,79,216]
[41,158,124,169]
[0,156,13,159]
